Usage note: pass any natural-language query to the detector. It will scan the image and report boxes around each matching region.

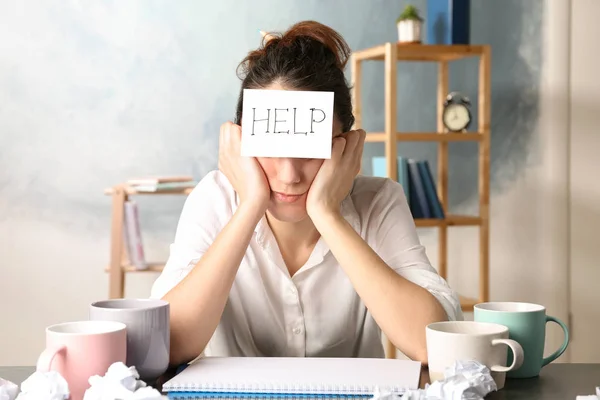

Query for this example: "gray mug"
[89,299,170,381]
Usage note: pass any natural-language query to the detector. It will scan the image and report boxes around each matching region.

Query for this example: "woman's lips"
[272,191,305,203]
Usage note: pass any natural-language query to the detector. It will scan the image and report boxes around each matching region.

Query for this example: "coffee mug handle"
[490,338,524,372]
[36,345,66,372]
[542,315,570,366]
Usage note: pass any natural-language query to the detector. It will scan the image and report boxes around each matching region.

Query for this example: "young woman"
[150,21,462,366]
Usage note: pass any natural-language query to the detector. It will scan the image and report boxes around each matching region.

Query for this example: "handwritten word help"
[241,89,334,159]
[250,107,326,136]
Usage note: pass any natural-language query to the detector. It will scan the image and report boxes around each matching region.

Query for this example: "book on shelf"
[417,160,445,219]
[372,156,445,219]
[123,201,146,270]
[127,175,194,186]
[407,159,431,218]
[126,175,197,192]
[131,181,198,192]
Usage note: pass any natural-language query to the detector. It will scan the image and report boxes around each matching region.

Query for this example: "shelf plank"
[365,132,483,143]
[459,295,478,312]
[353,43,487,62]
[415,215,481,227]
[104,186,194,196]
[105,262,166,273]
[354,44,387,61]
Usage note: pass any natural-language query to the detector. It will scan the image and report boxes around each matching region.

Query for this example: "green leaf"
[397,4,423,22]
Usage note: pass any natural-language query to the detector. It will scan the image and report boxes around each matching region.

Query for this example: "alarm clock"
[442,92,472,132]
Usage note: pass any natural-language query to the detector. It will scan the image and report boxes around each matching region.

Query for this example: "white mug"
[426,321,524,389]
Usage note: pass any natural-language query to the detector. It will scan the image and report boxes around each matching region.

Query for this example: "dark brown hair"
[234,21,355,132]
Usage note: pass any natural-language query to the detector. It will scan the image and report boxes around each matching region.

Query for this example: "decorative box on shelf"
[426,0,470,45]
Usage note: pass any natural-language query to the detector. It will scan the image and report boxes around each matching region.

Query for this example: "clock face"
[443,103,470,132]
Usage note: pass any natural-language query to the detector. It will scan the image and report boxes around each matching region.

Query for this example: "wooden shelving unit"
[104,185,192,299]
[350,42,491,358]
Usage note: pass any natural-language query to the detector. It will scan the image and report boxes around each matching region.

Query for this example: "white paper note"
[241,89,334,159]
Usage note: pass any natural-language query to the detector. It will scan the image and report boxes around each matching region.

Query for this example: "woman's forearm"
[311,210,447,362]
[162,202,265,365]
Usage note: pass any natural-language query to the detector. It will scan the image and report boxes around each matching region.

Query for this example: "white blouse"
[150,170,462,358]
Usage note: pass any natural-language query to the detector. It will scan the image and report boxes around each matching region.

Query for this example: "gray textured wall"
[0,0,542,239]
[0,0,543,363]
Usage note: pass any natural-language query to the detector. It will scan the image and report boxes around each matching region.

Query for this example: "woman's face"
[255,83,344,223]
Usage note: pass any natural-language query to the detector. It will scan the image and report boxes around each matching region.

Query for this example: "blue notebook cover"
[417,161,445,219]
[407,160,431,219]
[168,393,371,399]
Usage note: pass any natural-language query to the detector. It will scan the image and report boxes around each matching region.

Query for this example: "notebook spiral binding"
[166,381,405,393]
[165,382,406,398]
[168,395,373,399]
[168,396,373,400]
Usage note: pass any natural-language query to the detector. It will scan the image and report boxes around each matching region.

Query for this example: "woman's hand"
[218,122,270,211]
[306,129,366,219]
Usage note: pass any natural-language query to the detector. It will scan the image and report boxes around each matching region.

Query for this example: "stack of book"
[126,175,197,192]
[122,176,197,270]
[123,200,146,269]
[372,157,445,219]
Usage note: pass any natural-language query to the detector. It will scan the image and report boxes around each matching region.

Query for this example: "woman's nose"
[275,158,302,185]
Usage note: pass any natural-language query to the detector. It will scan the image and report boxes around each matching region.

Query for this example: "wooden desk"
[1,363,598,399]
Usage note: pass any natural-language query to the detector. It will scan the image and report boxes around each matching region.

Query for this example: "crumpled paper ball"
[371,387,395,400]
[575,387,600,400]
[15,371,70,400]
[83,362,162,400]
[0,378,19,400]
[389,360,497,400]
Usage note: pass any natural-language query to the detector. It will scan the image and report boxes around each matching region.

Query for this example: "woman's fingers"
[340,129,364,155]
[338,129,365,171]
[332,136,347,159]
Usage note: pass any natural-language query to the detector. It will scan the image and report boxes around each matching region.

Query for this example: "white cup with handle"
[426,321,524,389]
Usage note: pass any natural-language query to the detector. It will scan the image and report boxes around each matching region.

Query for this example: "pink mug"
[36,321,127,400]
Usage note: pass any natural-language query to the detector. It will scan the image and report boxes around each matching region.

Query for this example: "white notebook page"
[162,357,422,394]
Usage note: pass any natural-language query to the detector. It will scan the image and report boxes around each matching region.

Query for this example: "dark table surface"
[1,363,598,399]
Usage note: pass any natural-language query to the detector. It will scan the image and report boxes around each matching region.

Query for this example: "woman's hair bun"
[261,20,351,70]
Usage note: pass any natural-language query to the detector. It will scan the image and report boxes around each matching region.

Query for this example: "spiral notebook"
[162,357,422,399]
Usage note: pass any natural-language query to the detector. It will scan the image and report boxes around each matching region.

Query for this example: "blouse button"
[293,327,303,335]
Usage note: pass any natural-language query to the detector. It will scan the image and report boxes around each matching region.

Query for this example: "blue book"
[425,0,470,45]
[407,160,431,219]
[417,161,445,219]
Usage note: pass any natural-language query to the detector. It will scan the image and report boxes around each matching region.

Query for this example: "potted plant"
[396,5,423,43]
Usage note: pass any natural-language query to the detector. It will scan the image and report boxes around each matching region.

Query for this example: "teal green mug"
[474,302,569,378]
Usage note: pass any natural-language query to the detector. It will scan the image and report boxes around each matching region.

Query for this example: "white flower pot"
[397,19,422,43]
